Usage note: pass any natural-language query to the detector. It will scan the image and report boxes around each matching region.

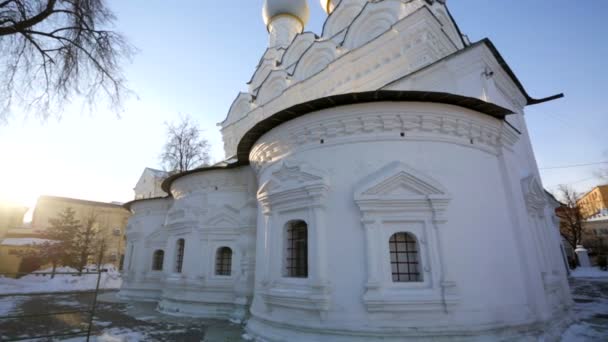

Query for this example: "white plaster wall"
[246,102,571,341]
[119,197,172,301]
[157,167,258,320]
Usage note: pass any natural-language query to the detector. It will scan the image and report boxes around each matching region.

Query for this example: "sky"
[0,0,607,211]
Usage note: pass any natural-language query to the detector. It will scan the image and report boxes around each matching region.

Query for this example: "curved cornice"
[236,90,513,162]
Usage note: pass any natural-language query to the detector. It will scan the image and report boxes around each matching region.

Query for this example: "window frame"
[388,232,422,283]
[283,220,309,279]
[174,238,185,273]
[214,246,233,277]
[152,249,164,271]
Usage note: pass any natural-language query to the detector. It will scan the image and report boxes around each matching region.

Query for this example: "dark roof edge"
[122,196,172,212]
[480,38,564,106]
[442,2,468,48]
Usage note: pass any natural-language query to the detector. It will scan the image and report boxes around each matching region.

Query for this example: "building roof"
[36,196,127,210]
[145,167,169,179]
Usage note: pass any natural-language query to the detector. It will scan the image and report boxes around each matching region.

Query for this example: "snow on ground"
[570,267,608,279]
[0,296,25,316]
[562,322,607,341]
[563,277,608,341]
[0,265,122,294]
[61,327,149,342]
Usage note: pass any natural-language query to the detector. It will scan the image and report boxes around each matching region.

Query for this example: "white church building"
[120,1,574,340]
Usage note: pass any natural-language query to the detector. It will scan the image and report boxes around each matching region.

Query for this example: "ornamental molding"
[363,285,458,313]
[257,161,329,214]
[355,162,458,313]
[280,32,316,69]
[521,175,547,217]
[354,161,451,222]
[220,6,457,157]
[145,229,169,247]
[204,205,243,228]
[260,284,331,315]
[322,0,367,38]
[250,105,519,172]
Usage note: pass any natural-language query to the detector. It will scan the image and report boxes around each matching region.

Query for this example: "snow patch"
[0,264,122,294]
[0,296,25,316]
[570,267,608,279]
[561,322,606,341]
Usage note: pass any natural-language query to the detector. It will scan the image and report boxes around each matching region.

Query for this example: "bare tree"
[555,185,586,255]
[0,0,133,122]
[160,115,211,173]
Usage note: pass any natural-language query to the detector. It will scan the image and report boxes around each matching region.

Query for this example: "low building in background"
[0,202,28,239]
[133,168,168,200]
[30,196,131,268]
[578,185,608,219]
[582,210,608,262]
[0,238,54,277]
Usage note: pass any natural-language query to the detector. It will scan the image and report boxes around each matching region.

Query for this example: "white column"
[362,218,381,289]
[575,245,592,268]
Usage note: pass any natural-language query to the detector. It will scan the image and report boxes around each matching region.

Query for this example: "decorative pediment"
[205,205,242,228]
[361,172,445,197]
[521,175,547,217]
[257,161,329,214]
[355,162,450,219]
[145,229,169,245]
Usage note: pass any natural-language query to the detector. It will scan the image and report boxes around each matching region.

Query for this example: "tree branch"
[0,0,57,36]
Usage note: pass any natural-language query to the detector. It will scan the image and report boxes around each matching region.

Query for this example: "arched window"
[389,232,422,282]
[284,220,308,278]
[175,239,185,273]
[152,250,164,271]
[215,247,233,276]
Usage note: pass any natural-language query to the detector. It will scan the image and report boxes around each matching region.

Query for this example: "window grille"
[285,221,308,278]
[215,247,232,276]
[152,250,164,271]
[175,239,185,273]
[389,232,422,282]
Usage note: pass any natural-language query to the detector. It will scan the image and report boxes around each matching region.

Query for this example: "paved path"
[0,292,245,341]
[563,277,608,341]
[0,278,607,341]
